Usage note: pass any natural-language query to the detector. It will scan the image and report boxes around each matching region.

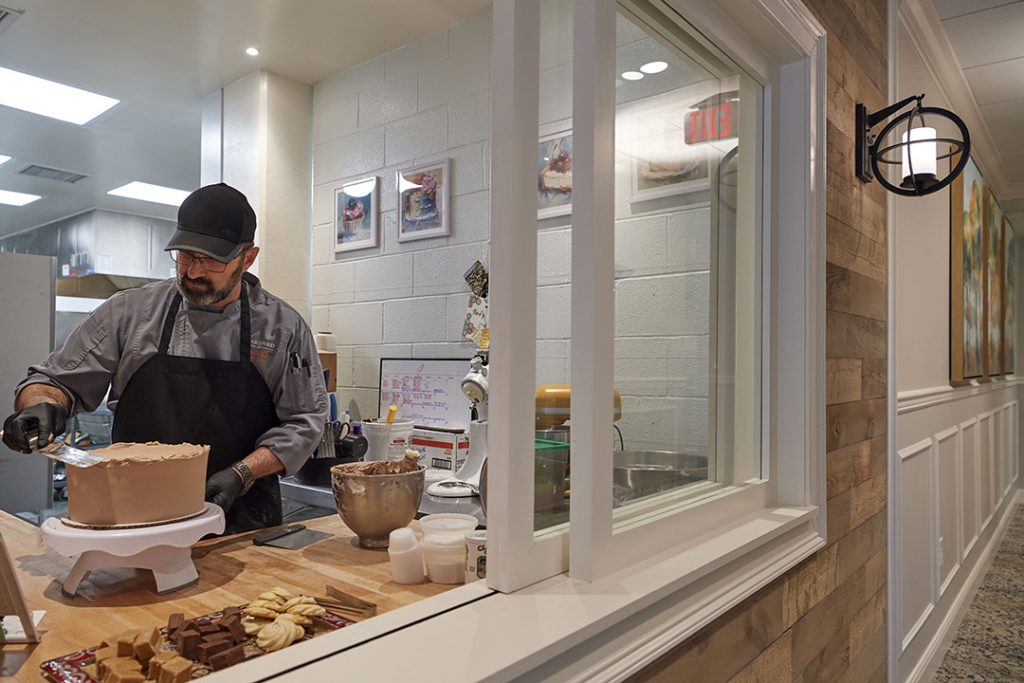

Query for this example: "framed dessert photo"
[396,159,450,242]
[537,120,573,220]
[334,176,379,253]
[624,87,721,204]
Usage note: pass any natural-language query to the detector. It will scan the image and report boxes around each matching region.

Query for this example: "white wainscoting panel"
[979,411,993,529]
[935,427,959,596]
[899,437,936,651]
[959,417,979,560]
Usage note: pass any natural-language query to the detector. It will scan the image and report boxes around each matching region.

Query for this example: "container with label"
[465,529,487,581]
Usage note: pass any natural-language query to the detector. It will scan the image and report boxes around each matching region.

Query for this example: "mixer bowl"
[330,464,425,548]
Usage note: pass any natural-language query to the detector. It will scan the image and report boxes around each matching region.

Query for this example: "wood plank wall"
[629,1,889,681]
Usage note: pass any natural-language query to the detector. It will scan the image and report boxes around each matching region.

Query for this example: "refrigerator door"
[0,252,56,513]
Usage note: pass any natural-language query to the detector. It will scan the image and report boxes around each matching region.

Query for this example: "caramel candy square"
[99,657,141,681]
[104,669,145,683]
[133,626,162,662]
[147,651,177,680]
[115,630,140,657]
[157,656,193,683]
[93,645,118,664]
[208,643,246,671]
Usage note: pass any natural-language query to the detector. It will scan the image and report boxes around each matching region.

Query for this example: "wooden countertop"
[0,509,453,680]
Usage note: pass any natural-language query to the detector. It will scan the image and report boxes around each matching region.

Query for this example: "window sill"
[267,504,822,681]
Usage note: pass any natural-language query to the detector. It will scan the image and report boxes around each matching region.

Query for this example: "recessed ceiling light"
[0,189,41,206]
[108,181,190,207]
[640,61,668,74]
[621,71,644,81]
[0,154,10,166]
[246,47,260,57]
[0,67,118,125]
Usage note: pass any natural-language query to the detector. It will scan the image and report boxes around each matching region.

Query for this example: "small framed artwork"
[537,120,573,220]
[334,176,379,253]
[625,87,718,203]
[397,159,450,242]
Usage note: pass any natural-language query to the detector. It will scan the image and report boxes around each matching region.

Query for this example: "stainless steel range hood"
[0,210,177,298]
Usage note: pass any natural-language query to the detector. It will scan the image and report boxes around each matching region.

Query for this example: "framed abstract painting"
[950,156,985,382]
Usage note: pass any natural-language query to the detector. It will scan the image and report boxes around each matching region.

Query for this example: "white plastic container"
[362,421,415,461]
[465,529,487,582]
[419,513,477,538]
[422,533,467,584]
[388,527,425,584]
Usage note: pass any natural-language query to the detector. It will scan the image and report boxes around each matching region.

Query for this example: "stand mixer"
[427,350,489,498]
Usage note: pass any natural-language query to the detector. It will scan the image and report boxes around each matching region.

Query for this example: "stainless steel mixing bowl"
[330,464,425,548]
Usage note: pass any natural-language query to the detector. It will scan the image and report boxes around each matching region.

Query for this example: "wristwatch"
[231,461,256,496]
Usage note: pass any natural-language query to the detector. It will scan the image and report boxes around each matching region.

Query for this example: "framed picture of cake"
[537,120,573,220]
[985,187,1004,376]
[334,176,379,253]
[624,88,716,204]
[397,159,450,242]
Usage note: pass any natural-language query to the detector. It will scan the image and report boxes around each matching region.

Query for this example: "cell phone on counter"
[252,524,306,545]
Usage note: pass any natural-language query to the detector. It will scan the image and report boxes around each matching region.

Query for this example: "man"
[1,183,327,533]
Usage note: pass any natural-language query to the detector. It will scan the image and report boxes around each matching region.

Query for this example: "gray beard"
[176,261,244,306]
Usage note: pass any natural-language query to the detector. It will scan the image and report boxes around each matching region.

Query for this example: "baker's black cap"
[165,183,256,262]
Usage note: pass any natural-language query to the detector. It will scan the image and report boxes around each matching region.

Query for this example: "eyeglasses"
[169,250,230,273]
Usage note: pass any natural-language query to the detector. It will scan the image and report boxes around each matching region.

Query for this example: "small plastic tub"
[419,513,477,537]
[422,533,467,584]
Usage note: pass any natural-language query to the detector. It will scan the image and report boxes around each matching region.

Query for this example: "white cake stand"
[41,503,225,596]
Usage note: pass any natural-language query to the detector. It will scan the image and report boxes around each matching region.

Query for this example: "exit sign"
[684,92,739,144]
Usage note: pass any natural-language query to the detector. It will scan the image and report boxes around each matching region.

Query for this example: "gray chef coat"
[16,273,328,476]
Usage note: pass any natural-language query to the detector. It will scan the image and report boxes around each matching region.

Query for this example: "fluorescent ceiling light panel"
[0,67,119,125]
[108,181,190,206]
[0,189,41,206]
[621,71,644,81]
[246,47,260,56]
[0,154,10,166]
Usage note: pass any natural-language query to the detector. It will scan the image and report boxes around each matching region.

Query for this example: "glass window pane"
[611,9,762,511]
[535,0,573,533]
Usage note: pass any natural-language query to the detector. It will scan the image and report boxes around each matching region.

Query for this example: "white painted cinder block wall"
[310,6,710,453]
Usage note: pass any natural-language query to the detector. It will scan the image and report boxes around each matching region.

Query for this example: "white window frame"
[209,0,829,679]
[488,0,828,589]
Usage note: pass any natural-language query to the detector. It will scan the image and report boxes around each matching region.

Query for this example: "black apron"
[112,281,282,534]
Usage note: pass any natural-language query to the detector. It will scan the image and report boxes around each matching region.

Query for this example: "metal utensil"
[0,431,104,468]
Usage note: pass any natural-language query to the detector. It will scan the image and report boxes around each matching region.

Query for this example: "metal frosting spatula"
[0,431,104,468]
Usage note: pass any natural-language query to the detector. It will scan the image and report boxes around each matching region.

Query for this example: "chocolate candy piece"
[196,639,231,663]
[222,605,243,617]
[167,612,184,635]
[197,622,220,634]
[157,656,193,683]
[177,629,201,660]
[208,643,246,671]
[219,614,246,643]
[201,630,233,644]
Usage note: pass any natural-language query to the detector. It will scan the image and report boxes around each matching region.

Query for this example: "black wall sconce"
[856,93,970,196]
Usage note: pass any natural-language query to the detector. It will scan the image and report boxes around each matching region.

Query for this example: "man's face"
[176,250,247,306]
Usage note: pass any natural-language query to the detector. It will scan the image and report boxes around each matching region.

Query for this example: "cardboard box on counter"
[411,427,470,473]
[317,351,337,391]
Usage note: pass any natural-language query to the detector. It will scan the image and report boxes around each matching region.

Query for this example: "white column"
[202,70,313,320]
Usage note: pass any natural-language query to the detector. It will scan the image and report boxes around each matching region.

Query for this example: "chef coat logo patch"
[250,337,276,364]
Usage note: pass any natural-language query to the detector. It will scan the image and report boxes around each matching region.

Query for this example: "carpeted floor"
[932,504,1024,682]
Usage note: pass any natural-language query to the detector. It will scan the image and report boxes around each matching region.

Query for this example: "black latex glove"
[205,467,245,514]
[1,403,68,454]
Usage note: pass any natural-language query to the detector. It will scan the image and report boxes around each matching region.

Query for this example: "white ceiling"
[1,0,1020,238]
[0,0,490,238]
[931,0,1024,220]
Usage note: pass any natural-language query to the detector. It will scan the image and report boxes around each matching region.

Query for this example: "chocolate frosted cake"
[67,442,209,526]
